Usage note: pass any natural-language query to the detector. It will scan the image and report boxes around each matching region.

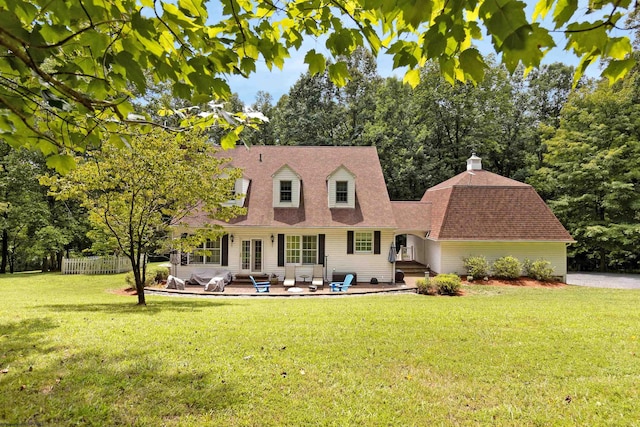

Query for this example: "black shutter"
[278,234,285,266]
[374,231,381,255]
[221,234,229,266]
[347,230,354,254]
[318,234,325,265]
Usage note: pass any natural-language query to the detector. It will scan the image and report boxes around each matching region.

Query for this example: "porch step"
[396,261,430,276]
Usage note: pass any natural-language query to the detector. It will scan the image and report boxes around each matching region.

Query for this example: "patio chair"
[311,264,325,290]
[250,276,271,293]
[329,273,354,292]
[283,265,296,288]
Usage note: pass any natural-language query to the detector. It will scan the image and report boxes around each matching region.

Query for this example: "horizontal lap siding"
[324,229,395,284]
[175,228,395,284]
[438,241,567,279]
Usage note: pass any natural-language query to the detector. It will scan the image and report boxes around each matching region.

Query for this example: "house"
[173,148,573,284]
[173,146,398,284]
[406,154,574,281]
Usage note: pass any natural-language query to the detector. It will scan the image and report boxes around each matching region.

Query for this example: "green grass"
[1,272,639,426]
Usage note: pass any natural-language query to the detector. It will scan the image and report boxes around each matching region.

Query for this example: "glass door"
[241,239,263,273]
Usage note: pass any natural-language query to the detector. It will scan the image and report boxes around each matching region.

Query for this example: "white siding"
[327,166,356,209]
[406,234,426,263]
[424,239,442,272]
[174,228,396,284]
[324,229,395,284]
[435,241,568,280]
[272,166,301,208]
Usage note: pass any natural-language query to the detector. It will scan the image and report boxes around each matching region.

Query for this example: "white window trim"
[354,231,373,254]
[188,238,222,265]
[285,234,318,265]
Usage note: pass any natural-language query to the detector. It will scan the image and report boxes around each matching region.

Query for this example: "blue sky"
[222,3,615,105]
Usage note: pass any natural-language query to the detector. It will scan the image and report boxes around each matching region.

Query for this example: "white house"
[407,154,574,280]
[173,148,573,283]
[174,146,397,284]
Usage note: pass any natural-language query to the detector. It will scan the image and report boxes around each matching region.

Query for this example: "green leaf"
[304,50,326,75]
[532,0,554,21]
[403,68,421,88]
[328,62,350,86]
[220,130,239,150]
[602,58,635,85]
[552,0,577,29]
[46,154,76,174]
[459,48,486,83]
[605,37,632,60]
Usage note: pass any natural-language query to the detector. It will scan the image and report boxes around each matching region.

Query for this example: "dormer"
[272,165,301,208]
[327,165,356,209]
[223,176,250,207]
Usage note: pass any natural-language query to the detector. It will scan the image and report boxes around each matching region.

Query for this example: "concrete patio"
[145,276,420,298]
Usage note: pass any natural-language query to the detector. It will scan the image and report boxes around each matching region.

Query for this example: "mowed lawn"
[1,272,639,426]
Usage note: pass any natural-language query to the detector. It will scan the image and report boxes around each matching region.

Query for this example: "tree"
[531,73,640,271]
[44,129,245,305]
[0,0,635,167]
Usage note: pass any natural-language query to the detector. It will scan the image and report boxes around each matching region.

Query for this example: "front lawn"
[1,272,638,426]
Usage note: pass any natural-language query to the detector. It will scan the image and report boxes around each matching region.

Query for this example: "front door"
[241,239,263,273]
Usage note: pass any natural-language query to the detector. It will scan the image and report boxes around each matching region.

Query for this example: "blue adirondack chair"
[250,276,271,293]
[329,274,354,292]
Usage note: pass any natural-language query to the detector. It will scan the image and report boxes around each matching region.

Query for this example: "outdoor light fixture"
[230,234,234,243]
[271,234,274,245]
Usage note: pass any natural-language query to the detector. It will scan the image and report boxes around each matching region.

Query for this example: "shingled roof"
[187,146,396,229]
[420,168,574,242]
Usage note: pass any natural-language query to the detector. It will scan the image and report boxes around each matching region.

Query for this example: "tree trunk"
[41,256,49,273]
[131,258,146,305]
[0,228,7,274]
[56,251,63,271]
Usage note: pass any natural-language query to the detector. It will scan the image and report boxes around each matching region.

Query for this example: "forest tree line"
[1,49,638,273]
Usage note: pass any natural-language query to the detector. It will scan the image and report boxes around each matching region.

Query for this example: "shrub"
[415,278,438,295]
[124,266,170,288]
[463,256,490,278]
[492,256,522,279]
[432,274,461,296]
[524,259,555,281]
[149,266,170,283]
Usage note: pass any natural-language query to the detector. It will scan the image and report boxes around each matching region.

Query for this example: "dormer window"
[336,181,348,203]
[272,165,301,208]
[327,165,356,209]
[280,180,292,202]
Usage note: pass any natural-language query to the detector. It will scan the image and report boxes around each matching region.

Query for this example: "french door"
[241,239,263,272]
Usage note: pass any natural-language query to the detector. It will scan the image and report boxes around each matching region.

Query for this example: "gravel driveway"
[567,273,640,289]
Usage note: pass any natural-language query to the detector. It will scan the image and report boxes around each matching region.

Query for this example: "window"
[355,232,372,253]
[280,180,292,202]
[286,235,317,264]
[189,239,221,264]
[336,181,348,203]
[286,235,301,264]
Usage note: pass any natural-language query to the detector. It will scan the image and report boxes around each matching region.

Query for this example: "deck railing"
[61,256,132,275]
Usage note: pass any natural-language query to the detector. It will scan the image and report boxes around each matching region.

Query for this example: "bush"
[124,266,170,289]
[463,256,490,278]
[492,256,522,279]
[149,265,170,283]
[524,259,555,281]
[415,278,438,295]
[432,274,461,296]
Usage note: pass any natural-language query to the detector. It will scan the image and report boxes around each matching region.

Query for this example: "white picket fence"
[62,256,132,275]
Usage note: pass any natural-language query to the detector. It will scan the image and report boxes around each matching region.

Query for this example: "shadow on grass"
[1,340,246,425]
[0,317,61,366]
[38,299,236,315]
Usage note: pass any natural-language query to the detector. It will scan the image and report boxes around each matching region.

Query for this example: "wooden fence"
[62,256,132,275]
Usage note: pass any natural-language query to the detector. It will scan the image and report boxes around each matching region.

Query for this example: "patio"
[145,276,420,298]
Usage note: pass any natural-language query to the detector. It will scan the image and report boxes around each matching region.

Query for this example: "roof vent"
[467,153,482,171]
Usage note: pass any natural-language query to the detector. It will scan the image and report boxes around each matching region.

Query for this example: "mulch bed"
[465,277,565,287]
